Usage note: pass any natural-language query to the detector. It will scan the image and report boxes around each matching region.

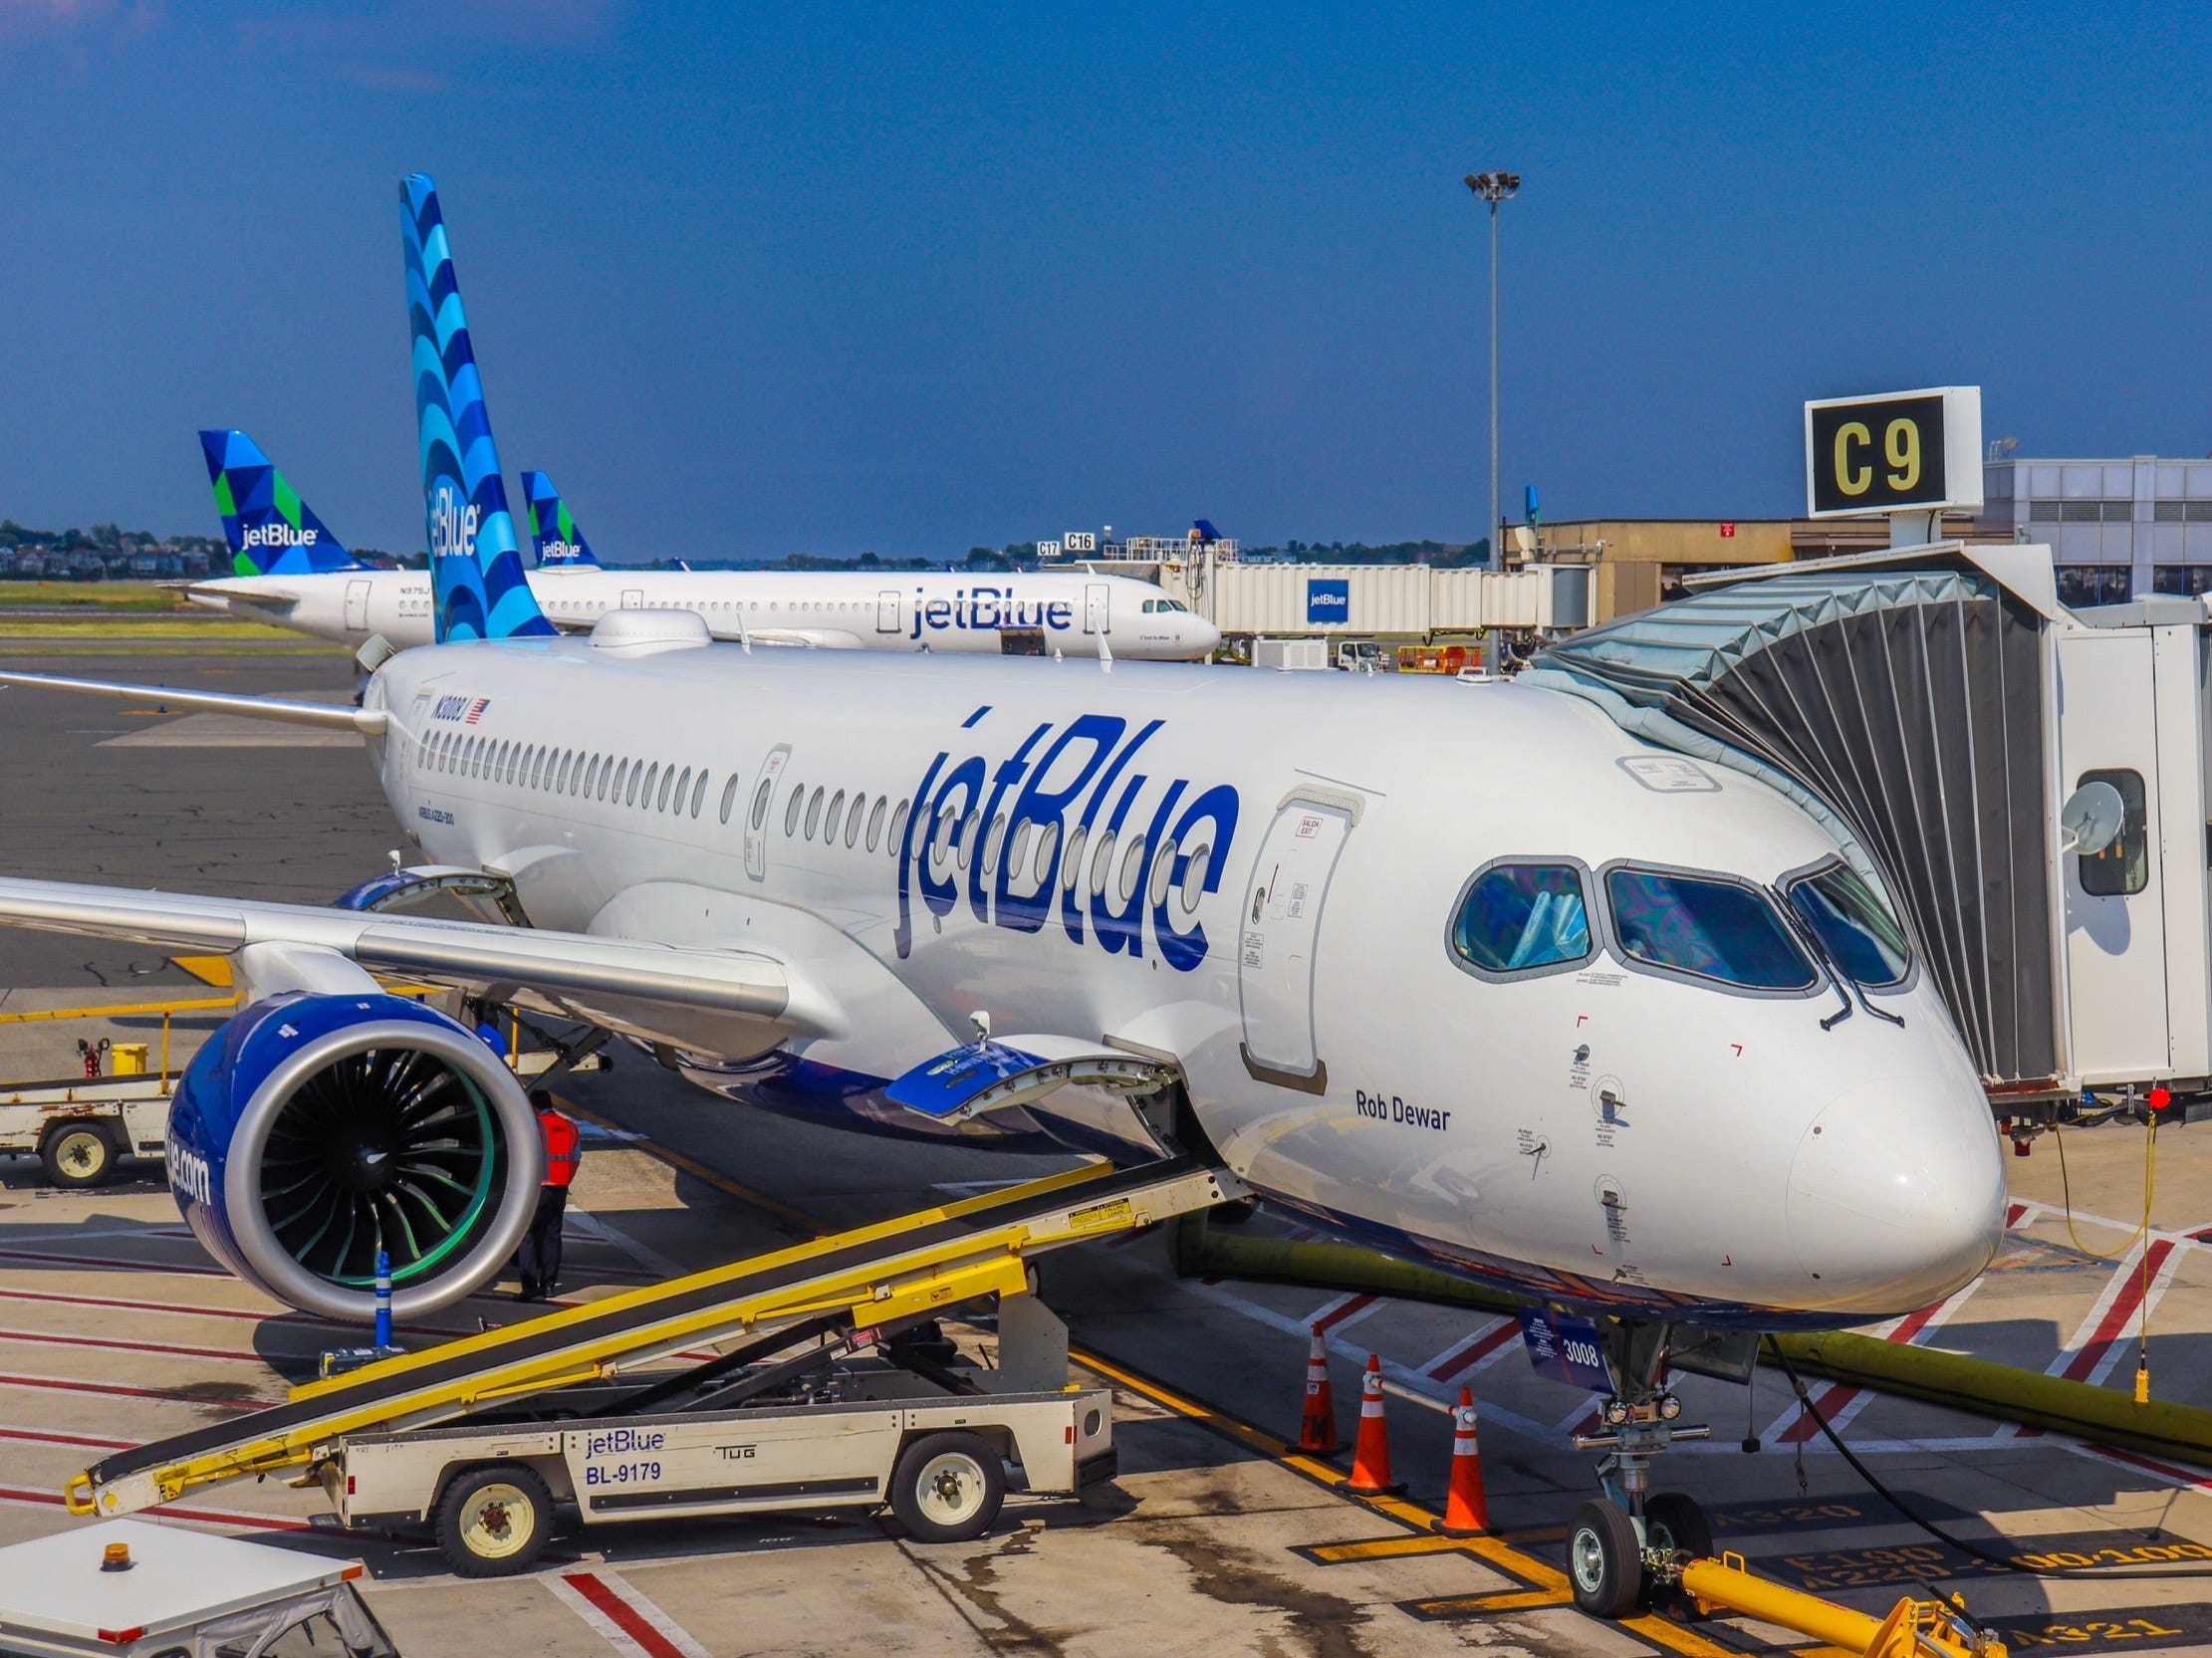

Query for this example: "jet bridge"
[1529,542,2212,1113]
[66,1156,1241,1518]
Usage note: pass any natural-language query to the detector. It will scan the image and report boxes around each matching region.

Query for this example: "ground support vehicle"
[0,1074,171,1188]
[0,1520,396,1658]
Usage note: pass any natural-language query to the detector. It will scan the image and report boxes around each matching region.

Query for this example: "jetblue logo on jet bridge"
[238,523,320,551]
[1306,579,1350,623]
[894,708,1239,972]
[910,587,1077,641]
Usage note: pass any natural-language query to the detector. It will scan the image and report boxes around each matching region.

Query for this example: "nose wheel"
[1566,1316,1720,1619]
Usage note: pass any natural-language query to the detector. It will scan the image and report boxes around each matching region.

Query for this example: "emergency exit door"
[1239,797,1355,1090]
[876,590,900,634]
[345,579,372,633]
[1084,584,1108,634]
[743,744,793,881]
[621,589,644,609]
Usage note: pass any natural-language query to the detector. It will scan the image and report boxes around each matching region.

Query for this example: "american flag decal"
[463,698,490,725]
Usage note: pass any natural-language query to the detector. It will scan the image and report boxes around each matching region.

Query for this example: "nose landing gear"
[1565,1317,1716,1618]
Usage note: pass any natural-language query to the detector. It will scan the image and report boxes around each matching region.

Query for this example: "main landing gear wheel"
[1567,1498,1642,1618]
[436,1464,553,1577]
[890,1430,1006,1543]
[40,1124,115,1189]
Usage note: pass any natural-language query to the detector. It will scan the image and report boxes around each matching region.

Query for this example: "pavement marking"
[0,1422,129,1451]
[556,1096,821,1240]
[2071,1440,2212,1495]
[0,1482,307,1529]
[0,1323,274,1363]
[1071,1342,1741,1658]
[0,1368,265,1408]
[1999,1236,2189,1442]
[1303,1290,1382,1336]
[1769,1276,1987,1445]
[0,1285,482,1340]
[0,1244,229,1278]
[548,1570,713,1658]
[1419,1315,1519,1383]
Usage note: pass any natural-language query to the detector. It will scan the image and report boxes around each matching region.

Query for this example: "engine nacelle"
[167,992,544,1322]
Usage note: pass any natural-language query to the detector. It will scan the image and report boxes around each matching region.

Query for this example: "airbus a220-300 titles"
[0,176,2004,1613]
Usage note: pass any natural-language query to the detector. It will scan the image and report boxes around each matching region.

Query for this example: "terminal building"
[1977,455,2212,606]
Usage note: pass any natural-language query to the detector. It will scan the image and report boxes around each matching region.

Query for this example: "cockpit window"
[1605,868,1817,992]
[1786,863,1910,989]
[1451,864,1593,975]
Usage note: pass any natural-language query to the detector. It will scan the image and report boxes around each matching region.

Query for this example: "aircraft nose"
[1786,1078,2006,1314]
[1183,614,1222,657]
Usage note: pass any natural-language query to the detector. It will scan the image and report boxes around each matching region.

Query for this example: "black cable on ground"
[1762,1338,2212,1582]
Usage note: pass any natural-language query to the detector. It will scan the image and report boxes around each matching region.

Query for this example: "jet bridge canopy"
[1529,565,2055,1088]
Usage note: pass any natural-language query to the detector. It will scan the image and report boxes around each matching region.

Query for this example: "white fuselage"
[359,629,2006,1329]
[190,567,1219,660]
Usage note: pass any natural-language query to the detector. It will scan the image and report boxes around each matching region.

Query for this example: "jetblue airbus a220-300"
[0,177,2004,1579]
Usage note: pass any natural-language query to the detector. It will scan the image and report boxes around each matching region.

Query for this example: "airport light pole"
[1464,170,1520,566]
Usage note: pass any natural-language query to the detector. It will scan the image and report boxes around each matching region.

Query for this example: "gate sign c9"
[1804,386,1982,518]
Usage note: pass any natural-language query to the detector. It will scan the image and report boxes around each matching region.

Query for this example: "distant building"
[1979,456,2212,606]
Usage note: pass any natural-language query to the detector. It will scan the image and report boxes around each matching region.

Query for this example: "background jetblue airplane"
[186,435,1218,660]
[0,178,2003,1598]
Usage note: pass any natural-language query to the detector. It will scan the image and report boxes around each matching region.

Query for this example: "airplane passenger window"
[1451,864,1593,975]
[1090,829,1116,895]
[558,752,574,794]
[1149,837,1177,907]
[984,813,1007,873]
[2077,768,2148,897]
[845,795,863,846]
[1034,822,1060,886]
[1605,868,1817,992]
[527,747,543,790]
[1180,842,1210,913]
[674,767,692,812]
[826,791,847,841]
[590,755,607,799]
[888,799,908,851]
[805,787,825,838]
[723,775,744,826]
[785,783,805,835]
[1785,863,1910,988]
[958,811,981,870]
[866,797,886,850]
[929,808,957,877]
[1007,821,1033,883]
[1117,833,1147,901]
[692,771,709,818]
[612,759,629,802]
[1062,825,1087,889]
[658,766,677,812]
[642,763,661,809]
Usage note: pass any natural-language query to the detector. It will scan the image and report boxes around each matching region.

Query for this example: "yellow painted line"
[1417,1588,1566,1613]
[169,955,233,988]
[1069,1342,1744,1658]
[1309,1534,1468,1563]
[0,996,236,1024]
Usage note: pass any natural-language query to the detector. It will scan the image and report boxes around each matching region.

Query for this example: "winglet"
[198,431,362,577]
[400,173,554,644]
[521,470,602,568]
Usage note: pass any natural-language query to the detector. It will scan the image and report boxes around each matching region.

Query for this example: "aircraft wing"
[0,670,377,734]
[182,581,301,615]
[0,876,795,1022]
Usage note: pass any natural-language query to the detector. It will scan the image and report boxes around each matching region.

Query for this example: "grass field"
[0,582,188,611]
[0,617,302,638]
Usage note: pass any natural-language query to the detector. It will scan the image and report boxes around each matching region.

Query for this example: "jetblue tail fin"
[199,430,362,577]
[520,471,602,567]
[400,173,553,643]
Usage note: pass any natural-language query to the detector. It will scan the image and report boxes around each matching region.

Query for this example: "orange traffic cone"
[1297,1325,1341,1455]
[1345,1353,1405,1496]
[1436,1386,1490,1536]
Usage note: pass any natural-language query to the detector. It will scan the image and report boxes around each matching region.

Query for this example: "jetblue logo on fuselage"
[909,587,1078,641]
[429,483,481,562]
[238,523,319,551]
[893,708,1239,972]
[1307,579,1350,623]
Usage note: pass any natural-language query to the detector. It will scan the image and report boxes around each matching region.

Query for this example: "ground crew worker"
[517,1089,581,1302]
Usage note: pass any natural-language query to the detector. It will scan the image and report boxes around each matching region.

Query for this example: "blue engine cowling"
[167,992,544,1323]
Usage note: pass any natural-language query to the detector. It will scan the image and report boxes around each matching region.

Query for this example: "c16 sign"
[1804,386,1982,518]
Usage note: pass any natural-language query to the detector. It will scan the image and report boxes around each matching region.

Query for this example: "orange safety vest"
[539,1110,582,1188]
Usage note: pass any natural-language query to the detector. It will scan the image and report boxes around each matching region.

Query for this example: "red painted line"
[2059,1239,2175,1384]
[0,1423,129,1451]
[2006,1201,2030,1228]
[0,1245,227,1278]
[0,1279,516,1342]
[562,1572,687,1658]
[1311,1294,1376,1334]
[2084,1443,2212,1494]
[0,1483,307,1530]
[0,1326,266,1364]
[0,1371,263,1410]
[1425,1319,1518,1382]
[1779,1298,1948,1444]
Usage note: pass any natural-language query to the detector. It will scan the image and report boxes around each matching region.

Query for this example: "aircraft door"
[621,589,644,609]
[344,579,372,633]
[742,744,793,881]
[1238,795,1356,1090]
[876,590,900,634]
[1085,584,1109,634]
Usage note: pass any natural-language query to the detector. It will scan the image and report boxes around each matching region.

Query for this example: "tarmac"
[4,644,2212,1657]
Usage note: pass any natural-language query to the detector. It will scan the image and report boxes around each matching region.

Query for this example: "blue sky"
[3,2,2207,559]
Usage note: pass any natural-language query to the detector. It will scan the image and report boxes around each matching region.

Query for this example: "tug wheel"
[890,1430,1006,1543]
[436,1464,553,1577]
[40,1124,116,1189]
[1566,1498,1641,1618]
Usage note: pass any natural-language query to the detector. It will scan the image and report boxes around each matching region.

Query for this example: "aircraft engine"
[166,992,544,1322]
